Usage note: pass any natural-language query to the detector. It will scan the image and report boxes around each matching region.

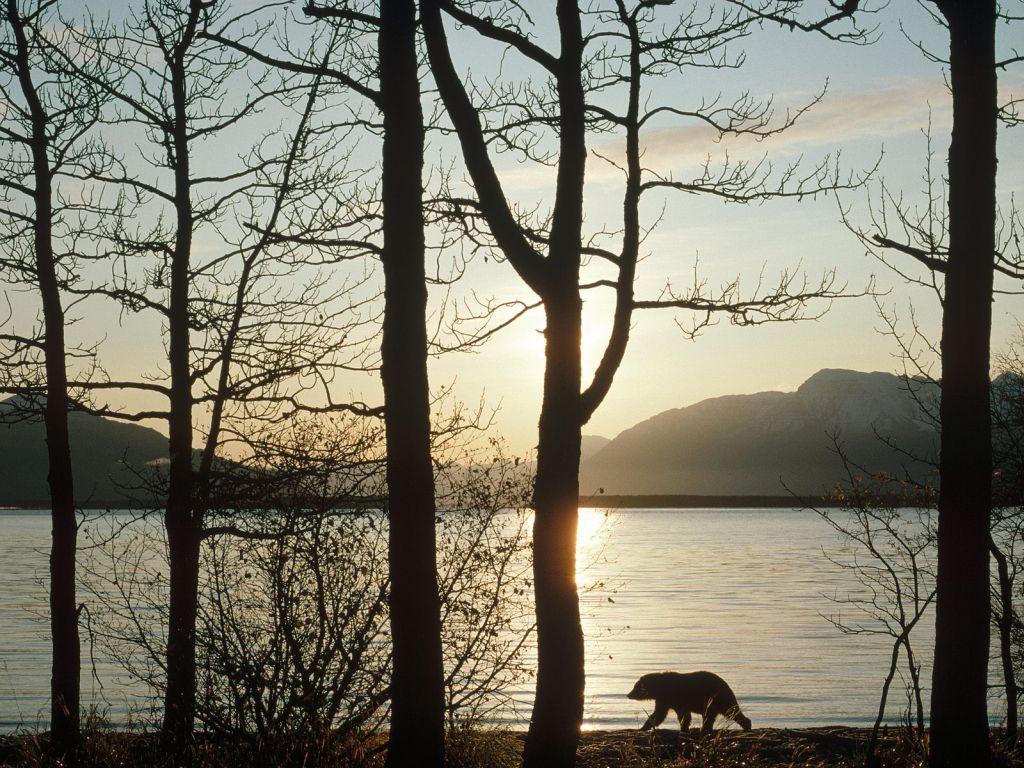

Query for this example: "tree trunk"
[992,539,1018,744]
[929,3,997,766]
[161,511,200,743]
[7,1,81,755]
[39,145,79,768]
[379,1,445,766]
[866,639,902,768]
[523,5,587,765]
[46,382,78,762]
[901,635,925,738]
[161,48,198,747]
[523,293,585,768]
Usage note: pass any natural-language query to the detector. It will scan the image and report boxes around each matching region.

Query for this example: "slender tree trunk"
[993,539,1018,744]
[378,1,445,766]
[929,3,997,766]
[901,635,925,738]
[162,511,200,742]
[418,3,588,763]
[38,137,79,768]
[7,2,81,757]
[523,292,585,768]
[45,377,78,762]
[866,639,902,768]
[161,49,199,747]
[523,6,587,766]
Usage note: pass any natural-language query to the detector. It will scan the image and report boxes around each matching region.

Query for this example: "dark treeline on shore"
[0,494,905,510]
[1,1,1023,768]
[0,494,869,510]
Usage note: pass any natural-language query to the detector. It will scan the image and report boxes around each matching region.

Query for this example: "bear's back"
[647,671,736,712]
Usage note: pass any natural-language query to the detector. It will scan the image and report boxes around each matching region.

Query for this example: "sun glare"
[576,507,605,550]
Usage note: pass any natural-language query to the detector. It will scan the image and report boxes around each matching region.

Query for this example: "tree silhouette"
[0,1,110,759]
[421,2,868,764]
[924,8,998,763]
[203,1,449,762]
[48,0,376,748]
[374,1,447,764]
[814,446,937,766]
[843,2,1024,763]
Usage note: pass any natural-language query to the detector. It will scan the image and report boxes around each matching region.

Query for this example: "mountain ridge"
[580,368,938,496]
[0,369,942,506]
[0,398,169,507]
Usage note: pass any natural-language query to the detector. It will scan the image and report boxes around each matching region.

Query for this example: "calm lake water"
[0,507,990,732]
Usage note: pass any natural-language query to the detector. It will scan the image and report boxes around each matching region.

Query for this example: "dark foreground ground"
[1,727,1020,768]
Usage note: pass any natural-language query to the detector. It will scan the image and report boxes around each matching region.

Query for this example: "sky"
[9,0,1024,455]
[424,1,1024,450]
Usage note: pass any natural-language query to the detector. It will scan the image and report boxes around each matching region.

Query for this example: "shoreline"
[1,727,1017,767]
[578,494,836,508]
[1,494,840,511]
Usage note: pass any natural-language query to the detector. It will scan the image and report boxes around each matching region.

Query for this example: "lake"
[0,507,986,732]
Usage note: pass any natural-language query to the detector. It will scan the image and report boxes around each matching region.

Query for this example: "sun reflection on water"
[576,507,607,552]
[521,506,611,585]
[576,507,611,585]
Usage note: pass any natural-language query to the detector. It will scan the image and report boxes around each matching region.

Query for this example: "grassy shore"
[2,727,1021,768]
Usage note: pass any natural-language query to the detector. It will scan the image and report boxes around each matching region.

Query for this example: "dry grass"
[1,727,1021,768]
[0,719,387,768]
[578,728,893,768]
[574,728,1024,768]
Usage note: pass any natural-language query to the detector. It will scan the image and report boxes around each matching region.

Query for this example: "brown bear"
[627,671,752,734]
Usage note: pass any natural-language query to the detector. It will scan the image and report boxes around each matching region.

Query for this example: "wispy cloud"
[621,78,952,177]
[498,74,1024,193]
[498,79,950,193]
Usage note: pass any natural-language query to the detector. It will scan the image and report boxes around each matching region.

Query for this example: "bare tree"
[922,6,998,764]
[375,2,446,764]
[420,1,867,764]
[79,414,535,760]
[815,446,937,767]
[48,0,378,748]
[842,3,1024,762]
[0,1,110,758]
[990,336,1024,744]
[202,2,455,761]
[840,302,1024,743]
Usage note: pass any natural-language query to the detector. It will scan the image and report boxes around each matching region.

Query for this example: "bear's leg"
[677,711,691,732]
[700,708,717,736]
[641,702,669,731]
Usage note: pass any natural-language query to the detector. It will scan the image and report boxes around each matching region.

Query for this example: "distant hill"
[0,398,169,507]
[0,369,952,506]
[581,434,611,460]
[580,369,940,496]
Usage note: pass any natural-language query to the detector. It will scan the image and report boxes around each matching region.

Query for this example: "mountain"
[0,369,948,505]
[581,434,611,460]
[0,398,169,507]
[580,369,939,496]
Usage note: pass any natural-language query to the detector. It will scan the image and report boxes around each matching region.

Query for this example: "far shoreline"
[578,494,837,509]
[2,494,846,511]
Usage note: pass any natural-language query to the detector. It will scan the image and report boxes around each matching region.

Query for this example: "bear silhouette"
[628,671,752,734]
